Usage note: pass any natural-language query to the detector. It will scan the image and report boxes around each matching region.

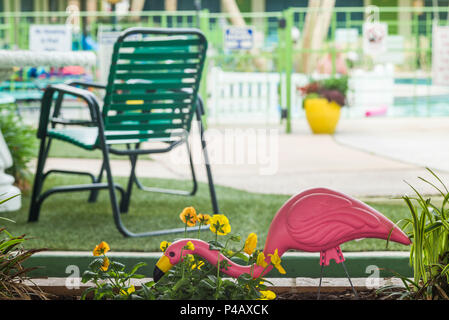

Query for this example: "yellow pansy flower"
[197,214,211,225]
[258,290,276,300]
[256,252,268,268]
[120,285,135,296]
[268,249,286,274]
[185,241,195,251]
[209,214,231,235]
[179,207,197,227]
[93,241,110,256]
[160,241,171,252]
[100,257,110,271]
[192,260,205,270]
[243,233,258,255]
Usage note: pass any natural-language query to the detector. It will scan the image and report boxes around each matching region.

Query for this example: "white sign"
[224,26,254,50]
[29,25,72,52]
[363,22,388,56]
[432,25,449,86]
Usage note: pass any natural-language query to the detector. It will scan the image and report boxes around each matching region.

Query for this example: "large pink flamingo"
[153,188,411,298]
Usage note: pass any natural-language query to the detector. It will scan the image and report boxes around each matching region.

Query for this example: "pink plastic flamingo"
[153,188,411,297]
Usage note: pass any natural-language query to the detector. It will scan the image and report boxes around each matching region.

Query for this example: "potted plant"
[299,76,348,134]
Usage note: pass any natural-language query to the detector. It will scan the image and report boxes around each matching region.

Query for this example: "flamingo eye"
[169,251,175,258]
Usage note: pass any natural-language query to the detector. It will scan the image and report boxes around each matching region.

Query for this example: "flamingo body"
[154,187,411,280]
[263,188,411,265]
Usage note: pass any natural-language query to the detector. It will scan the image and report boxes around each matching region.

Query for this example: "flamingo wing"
[285,189,392,251]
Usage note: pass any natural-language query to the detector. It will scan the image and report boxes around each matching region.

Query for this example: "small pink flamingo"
[153,188,411,298]
[365,105,388,117]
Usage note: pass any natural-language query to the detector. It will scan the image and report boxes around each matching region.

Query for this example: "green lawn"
[2,175,412,253]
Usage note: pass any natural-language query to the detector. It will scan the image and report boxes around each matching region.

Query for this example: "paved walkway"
[39,117,449,197]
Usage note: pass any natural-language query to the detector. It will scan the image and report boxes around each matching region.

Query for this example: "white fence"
[207,67,311,124]
[206,67,397,124]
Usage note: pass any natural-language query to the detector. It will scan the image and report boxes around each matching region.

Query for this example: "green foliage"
[0,195,48,300]
[81,242,269,300]
[379,168,449,300]
[82,211,280,300]
[0,107,37,191]
[151,242,271,300]
[0,228,48,300]
[81,256,149,300]
[319,75,349,95]
[299,76,349,107]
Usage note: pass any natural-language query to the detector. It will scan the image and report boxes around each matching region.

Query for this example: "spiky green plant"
[0,194,49,300]
[379,168,449,300]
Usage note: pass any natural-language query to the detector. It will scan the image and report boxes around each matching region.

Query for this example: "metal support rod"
[341,260,359,299]
[317,263,325,300]
[133,138,198,197]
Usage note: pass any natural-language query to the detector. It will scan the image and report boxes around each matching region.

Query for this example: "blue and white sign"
[224,26,254,50]
[29,25,72,52]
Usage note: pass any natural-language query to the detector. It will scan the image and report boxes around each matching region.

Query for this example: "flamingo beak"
[153,255,173,282]
[390,226,412,246]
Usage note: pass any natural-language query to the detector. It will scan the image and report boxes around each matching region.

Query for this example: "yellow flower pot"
[304,98,341,134]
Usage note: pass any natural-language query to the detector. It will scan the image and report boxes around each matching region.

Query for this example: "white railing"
[207,67,399,124]
[207,67,309,124]
[207,67,280,124]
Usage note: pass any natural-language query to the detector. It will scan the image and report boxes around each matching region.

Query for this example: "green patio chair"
[28,28,219,237]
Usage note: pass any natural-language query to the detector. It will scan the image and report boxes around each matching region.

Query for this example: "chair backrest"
[101,28,207,145]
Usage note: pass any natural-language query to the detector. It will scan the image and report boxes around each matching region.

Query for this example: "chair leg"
[28,137,126,222]
[121,153,137,213]
[28,137,52,222]
[133,139,198,196]
[88,160,105,203]
[101,147,130,237]
[201,138,219,214]
[100,143,204,238]
[196,107,219,214]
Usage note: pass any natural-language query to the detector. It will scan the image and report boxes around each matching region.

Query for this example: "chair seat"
[48,126,185,150]
[48,127,98,150]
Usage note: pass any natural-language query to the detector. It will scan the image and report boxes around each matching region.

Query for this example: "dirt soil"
[49,290,391,300]
[276,288,394,300]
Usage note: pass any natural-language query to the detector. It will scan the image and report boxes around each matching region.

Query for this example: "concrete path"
[39,117,449,197]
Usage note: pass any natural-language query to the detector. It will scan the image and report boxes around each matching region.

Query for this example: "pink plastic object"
[61,66,86,76]
[365,106,388,117]
[161,187,411,278]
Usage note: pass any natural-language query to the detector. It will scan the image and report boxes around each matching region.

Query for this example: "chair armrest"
[66,80,107,90]
[50,81,106,122]
[38,84,102,139]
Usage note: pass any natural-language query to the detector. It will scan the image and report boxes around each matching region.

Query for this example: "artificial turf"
[1,175,412,253]
[47,139,153,160]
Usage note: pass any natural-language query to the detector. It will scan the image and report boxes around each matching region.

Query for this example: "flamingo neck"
[178,239,273,279]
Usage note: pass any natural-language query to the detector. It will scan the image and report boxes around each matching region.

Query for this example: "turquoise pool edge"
[24,251,413,278]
